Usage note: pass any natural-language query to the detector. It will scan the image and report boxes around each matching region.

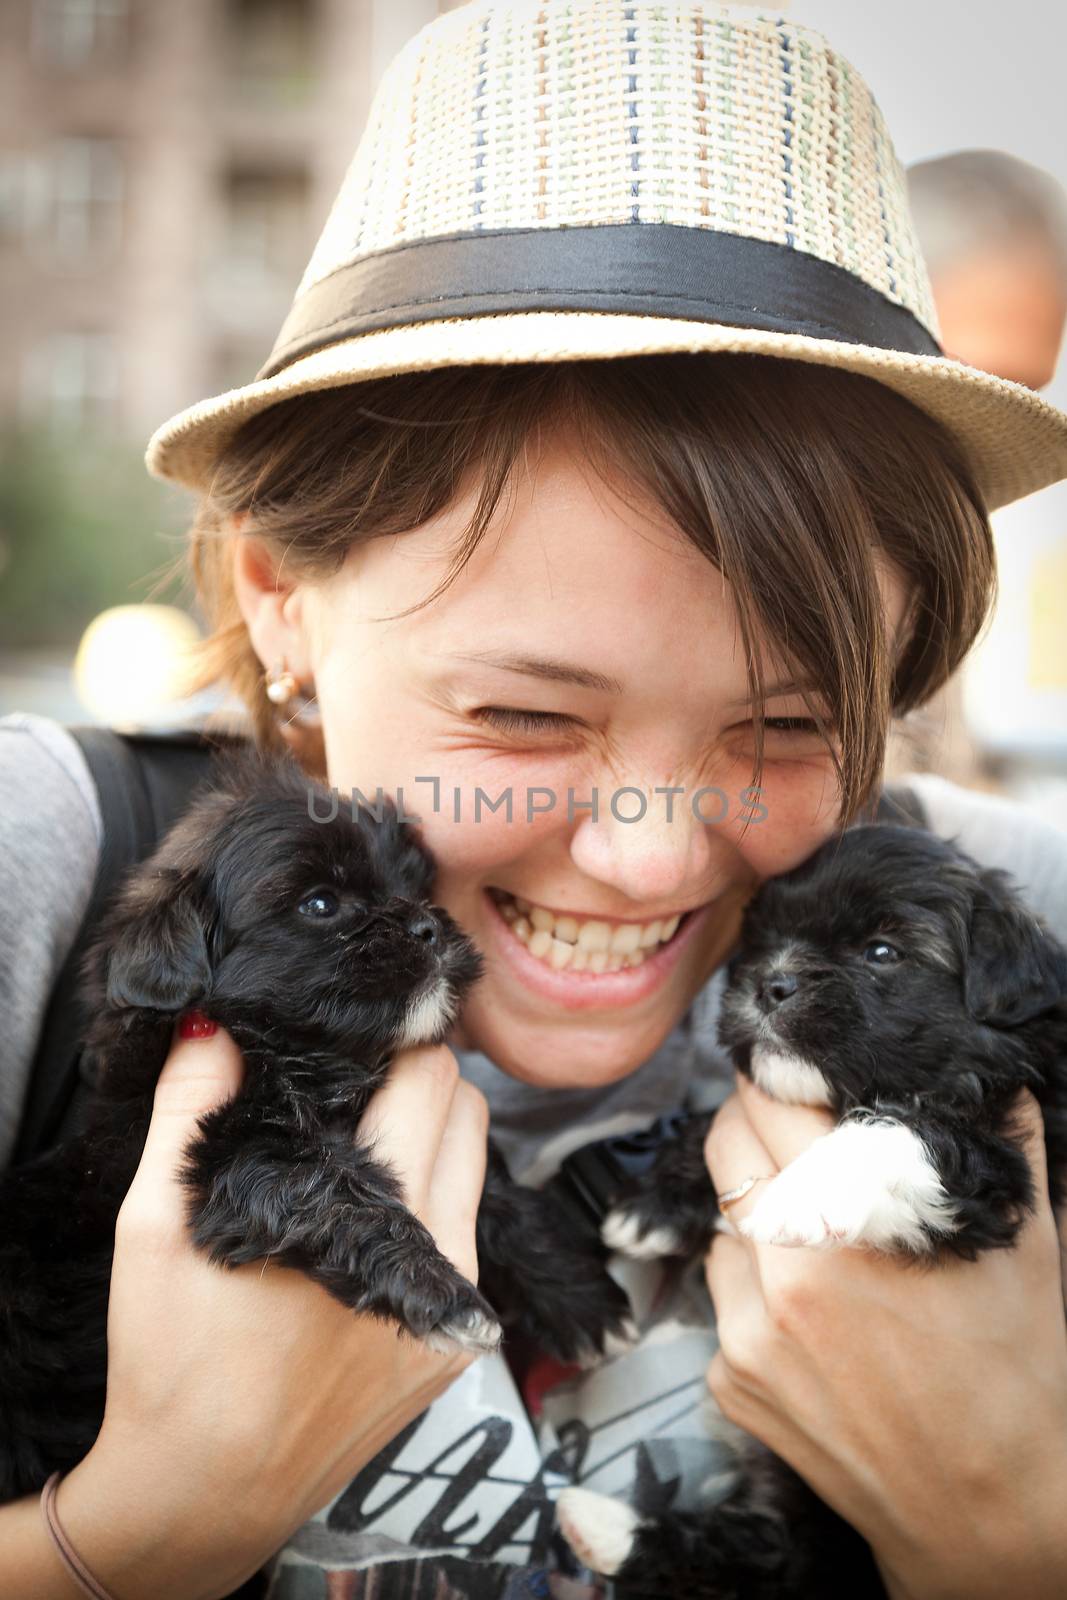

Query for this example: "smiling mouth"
[488,888,690,973]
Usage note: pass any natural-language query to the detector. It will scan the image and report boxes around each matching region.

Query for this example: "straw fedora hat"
[145,0,1067,512]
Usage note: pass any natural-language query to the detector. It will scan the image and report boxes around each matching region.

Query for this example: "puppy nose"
[406,911,440,946]
[758,969,798,1009]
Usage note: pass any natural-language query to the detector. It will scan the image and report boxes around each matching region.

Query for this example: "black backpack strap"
[14,725,243,1164]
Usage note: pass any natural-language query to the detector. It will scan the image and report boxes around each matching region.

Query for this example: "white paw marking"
[750,1044,833,1107]
[601,1316,641,1358]
[574,1316,640,1370]
[426,1308,502,1355]
[738,1118,960,1252]
[556,1487,642,1575]
[601,1210,681,1258]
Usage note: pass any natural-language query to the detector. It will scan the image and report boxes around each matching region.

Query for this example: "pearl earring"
[264,659,299,705]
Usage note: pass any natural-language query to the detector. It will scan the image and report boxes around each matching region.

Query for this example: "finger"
[704,1231,767,1386]
[423,1081,490,1277]
[126,1014,245,1214]
[703,1092,779,1228]
[734,1071,836,1167]
[356,1045,461,1207]
[704,1228,761,1320]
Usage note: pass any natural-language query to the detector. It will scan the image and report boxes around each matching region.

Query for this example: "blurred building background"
[0,0,452,722]
[0,0,458,439]
[0,0,1065,825]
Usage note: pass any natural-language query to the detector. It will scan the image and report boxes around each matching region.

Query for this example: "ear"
[964,871,1067,1027]
[231,532,315,689]
[106,875,216,1014]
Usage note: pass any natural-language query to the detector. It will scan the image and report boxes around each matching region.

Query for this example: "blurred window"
[223,0,319,101]
[24,137,123,265]
[22,333,120,428]
[221,163,312,287]
[30,0,129,70]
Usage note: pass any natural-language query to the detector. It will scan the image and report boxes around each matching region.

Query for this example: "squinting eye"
[298,889,341,919]
[730,717,828,744]
[475,707,577,735]
[764,718,819,732]
[863,940,902,965]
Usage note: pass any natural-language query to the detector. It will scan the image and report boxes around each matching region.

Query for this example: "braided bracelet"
[40,1472,119,1600]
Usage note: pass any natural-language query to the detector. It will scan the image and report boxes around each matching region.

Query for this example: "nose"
[406,910,440,946]
[568,786,720,905]
[757,969,798,1010]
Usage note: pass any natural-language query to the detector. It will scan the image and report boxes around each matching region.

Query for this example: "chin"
[457,989,674,1090]
[496,1054,642,1091]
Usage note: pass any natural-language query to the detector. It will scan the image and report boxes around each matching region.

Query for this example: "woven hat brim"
[145,312,1067,513]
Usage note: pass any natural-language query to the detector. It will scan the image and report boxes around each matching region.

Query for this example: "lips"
[490,888,687,973]
[483,887,710,1012]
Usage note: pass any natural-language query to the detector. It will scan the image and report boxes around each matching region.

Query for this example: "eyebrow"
[443,650,624,694]
[723,678,815,708]
[444,650,812,707]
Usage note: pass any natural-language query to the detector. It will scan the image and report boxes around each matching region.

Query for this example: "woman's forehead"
[326,434,719,625]
[315,429,908,679]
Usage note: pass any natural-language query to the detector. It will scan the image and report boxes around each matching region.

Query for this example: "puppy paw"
[738,1121,959,1253]
[556,1487,644,1576]
[601,1157,717,1261]
[530,1301,640,1369]
[496,1257,638,1368]
[574,1315,641,1369]
[425,1306,502,1356]
[601,1206,685,1260]
[738,1171,848,1248]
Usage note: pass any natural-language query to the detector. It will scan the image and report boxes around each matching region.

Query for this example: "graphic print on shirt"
[264,1261,734,1598]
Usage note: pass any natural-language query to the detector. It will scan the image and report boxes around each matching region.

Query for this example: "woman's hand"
[53,1020,489,1600]
[703,1077,1067,1600]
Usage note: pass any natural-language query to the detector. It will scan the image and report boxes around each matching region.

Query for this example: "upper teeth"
[496,892,681,973]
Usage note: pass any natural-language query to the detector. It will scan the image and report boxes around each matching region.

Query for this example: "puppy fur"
[0,746,631,1501]
[565,823,1067,1599]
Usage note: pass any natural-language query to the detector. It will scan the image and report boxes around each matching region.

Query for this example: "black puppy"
[0,746,632,1502]
[558,822,1067,1599]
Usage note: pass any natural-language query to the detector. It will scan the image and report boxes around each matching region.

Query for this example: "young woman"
[3,5,1067,1597]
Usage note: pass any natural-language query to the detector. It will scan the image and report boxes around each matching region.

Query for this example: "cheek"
[416,809,518,882]
[413,784,563,888]
[724,765,843,880]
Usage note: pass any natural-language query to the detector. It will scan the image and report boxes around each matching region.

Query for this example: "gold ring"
[717,1175,773,1213]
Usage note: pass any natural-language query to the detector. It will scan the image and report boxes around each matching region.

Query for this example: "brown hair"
[182,352,994,822]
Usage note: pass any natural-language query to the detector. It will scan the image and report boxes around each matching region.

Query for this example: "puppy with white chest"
[560,822,1067,1599]
[0,746,633,1503]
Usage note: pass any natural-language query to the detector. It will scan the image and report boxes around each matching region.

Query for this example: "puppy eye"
[863,940,902,965]
[298,889,341,919]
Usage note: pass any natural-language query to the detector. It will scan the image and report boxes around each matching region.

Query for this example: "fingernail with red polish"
[178,1010,217,1040]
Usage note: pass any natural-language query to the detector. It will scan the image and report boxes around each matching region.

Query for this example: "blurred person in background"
[899,151,1067,814]
[909,150,1067,391]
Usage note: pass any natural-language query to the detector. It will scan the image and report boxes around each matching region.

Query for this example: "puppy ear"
[106,872,215,1013]
[964,871,1067,1027]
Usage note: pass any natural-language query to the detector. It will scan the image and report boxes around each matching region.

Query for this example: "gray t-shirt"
[3,709,1067,1597]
